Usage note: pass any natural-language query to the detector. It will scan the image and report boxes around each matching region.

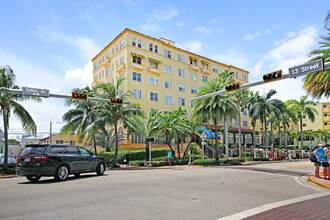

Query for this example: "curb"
[309,176,330,189]
[0,174,16,179]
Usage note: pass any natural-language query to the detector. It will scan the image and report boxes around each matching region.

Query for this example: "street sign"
[288,59,324,78]
[22,87,49,98]
[201,132,207,142]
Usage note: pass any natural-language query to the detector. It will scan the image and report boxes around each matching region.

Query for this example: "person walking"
[167,149,172,166]
[125,151,131,167]
[315,145,329,179]
[312,145,321,178]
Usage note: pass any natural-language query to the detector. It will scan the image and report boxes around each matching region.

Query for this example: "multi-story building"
[40,134,96,151]
[92,29,250,145]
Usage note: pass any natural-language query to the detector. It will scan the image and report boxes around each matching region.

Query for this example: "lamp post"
[147,142,152,167]
[201,132,207,159]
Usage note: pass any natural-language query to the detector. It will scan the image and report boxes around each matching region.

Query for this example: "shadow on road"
[17,173,108,184]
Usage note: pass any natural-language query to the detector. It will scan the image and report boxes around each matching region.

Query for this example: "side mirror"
[90,152,94,156]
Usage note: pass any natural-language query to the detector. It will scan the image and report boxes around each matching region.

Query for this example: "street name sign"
[22,87,49,98]
[288,59,324,78]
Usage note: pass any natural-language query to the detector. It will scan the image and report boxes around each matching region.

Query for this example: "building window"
[243,109,247,115]
[191,72,197,80]
[149,43,153,52]
[116,60,118,67]
[150,60,158,69]
[191,86,197,94]
[235,120,239,126]
[56,140,64,144]
[243,74,247,81]
[178,69,185,77]
[243,121,248,127]
[132,134,143,143]
[133,89,142,99]
[178,54,185,62]
[202,75,208,82]
[94,75,98,81]
[120,73,125,78]
[133,72,142,82]
[106,52,110,58]
[213,65,218,73]
[120,39,125,49]
[164,65,172,74]
[133,56,142,65]
[235,72,238,78]
[138,40,142,48]
[150,76,158,85]
[106,67,110,76]
[235,134,243,143]
[132,38,136,46]
[165,96,172,104]
[164,49,171,59]
[112,63,114,70]
[190,57,197,66]
[70,140,75,145]
[202,62,208,69]
[150,92,158,101]
[116,44,118,51]
[164,80,172,89]
[303,123,307,127]
[178,83,185,92]
[112,48,114,54]
[155,45,158,53]
[179,98,185,106]
[120,56,125,64]
[191,100,194,107]
[151,109,158,117]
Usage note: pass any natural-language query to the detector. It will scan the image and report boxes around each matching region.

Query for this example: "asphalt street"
[0,161,327,220]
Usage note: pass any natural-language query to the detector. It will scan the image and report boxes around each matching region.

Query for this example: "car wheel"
[26,175,41,182]
[74,173,81,177]
[96,162,105,176]
[54,165,69,181]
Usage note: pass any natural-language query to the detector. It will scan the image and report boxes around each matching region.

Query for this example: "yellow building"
[92,29,250,144]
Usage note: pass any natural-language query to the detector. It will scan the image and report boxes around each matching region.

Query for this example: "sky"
[0,0,329,139]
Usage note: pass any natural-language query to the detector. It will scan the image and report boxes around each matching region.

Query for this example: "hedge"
[191,158,244,166]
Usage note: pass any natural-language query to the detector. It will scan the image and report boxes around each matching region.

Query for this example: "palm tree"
[0,66,40,169]
[170,107,189,159]
[281,101,298,148]
[193,78,237,160]
[245,91,260,146]
[315,129,329,144]
[89,78,140,167]
[303,27,329,99]
[93,128,123,152]
[61,86,99,154]
[233,88,249,158]
[183,117,203,156]
[267,112,277,147]
[249,89,283,148]
[287,96,318,153]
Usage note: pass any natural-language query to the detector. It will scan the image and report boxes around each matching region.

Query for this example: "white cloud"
[194,26,222,35]
[177,41,203,54]
[211,18,218,24]
[244,24,279,40]
[34,26,100,60]
[212,50,250,71]
[64,61,93,92]
[153,8,179,21]
[117,0,136,7]
[79,12,95,24]
[141,23,163,32]
[176,22,184,27]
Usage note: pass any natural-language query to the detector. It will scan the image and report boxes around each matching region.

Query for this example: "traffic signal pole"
[191,60,330,102]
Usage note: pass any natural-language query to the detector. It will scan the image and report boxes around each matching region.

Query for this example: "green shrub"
[246,157,254,161]
[152,156,168,161]
[130,160,145,166]
[144,161,169,167]
[191,159,219,165]
[242,151,251,157]
[253,157,270,161]
[0,167,16,174]
[223,160,242,165]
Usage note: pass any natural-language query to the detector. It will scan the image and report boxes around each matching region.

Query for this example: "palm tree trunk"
[224,120,229,160]
[92,135,97,156]
[261,121,264,146]
[264,115,268,148]
[284,124,287,148]
[2,107,8,170]
[271,124,274,147]
[252,125,256,146]
[278,126,282,147]
[213,116,219,161]
[237,99,242,158]
[113,122,119,167]
[300,117,303,158]
[177,133,180,159]
[208,123,214,158]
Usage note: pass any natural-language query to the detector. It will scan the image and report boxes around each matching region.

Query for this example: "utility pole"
[50,121,52,144]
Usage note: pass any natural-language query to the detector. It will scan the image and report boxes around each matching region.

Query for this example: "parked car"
[16,144,106,182]
[0,156,17,168]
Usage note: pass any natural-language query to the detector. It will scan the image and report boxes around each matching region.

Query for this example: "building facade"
[92,29,250,144]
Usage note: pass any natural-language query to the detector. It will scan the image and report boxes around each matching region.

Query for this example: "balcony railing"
[324,125,330,130]
[324,116,330,122]
[130,62,144,71]
[201,68,211,75]
[323,107,330,113]
[148,67,161,75]
[116,63,126,73]
[189,64,199,72]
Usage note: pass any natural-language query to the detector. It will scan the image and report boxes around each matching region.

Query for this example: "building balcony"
[148,67,161,75]
[102,58,111,66]
[116,63,126,73]
[130,62,144,71]
[323,107,330,113]
[189,64,199,72]
[201,68,211,75]
[324,116,330,122]
[324,125,330,130]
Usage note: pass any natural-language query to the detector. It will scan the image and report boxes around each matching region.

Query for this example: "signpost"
[146,138,154,167]
[288,59,324,78]
[22,87,49,98]
[201,132,207,159]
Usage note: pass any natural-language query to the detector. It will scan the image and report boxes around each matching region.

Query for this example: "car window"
[20,146,47,156]
[63,146,79,155]
[8,157,16,163]
[49,146,65,154]
[79,148,91,156]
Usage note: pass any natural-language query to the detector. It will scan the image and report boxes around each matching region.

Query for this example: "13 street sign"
[288,59,324,78]
[22,87,49,98]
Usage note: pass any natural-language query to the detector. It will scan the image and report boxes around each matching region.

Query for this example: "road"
[0,160,328,220]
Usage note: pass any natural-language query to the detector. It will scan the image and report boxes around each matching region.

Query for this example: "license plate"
[25,158,30,162]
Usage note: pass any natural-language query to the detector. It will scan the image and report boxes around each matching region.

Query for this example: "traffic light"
[263,70,283,83]
[110,97,123,105]
[71,92,88,101]
[225,82,241,93]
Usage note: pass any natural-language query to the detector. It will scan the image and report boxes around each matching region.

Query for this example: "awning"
[148,58,162,64]
[131,52,145,59]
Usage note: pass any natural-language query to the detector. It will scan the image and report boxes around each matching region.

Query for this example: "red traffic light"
[263,70,283,83]
[225,82,241,93]
[71,92,88,101]
[110,97,123,105]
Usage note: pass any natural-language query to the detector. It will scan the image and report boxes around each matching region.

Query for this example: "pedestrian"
[167,149,172,166]
[274,151,278,161]
[315,145,329,180]
[125,151,131,167]
[312,146,321,178]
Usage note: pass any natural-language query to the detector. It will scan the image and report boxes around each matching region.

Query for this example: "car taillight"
[17,157,20,162]
[34,156,49,161]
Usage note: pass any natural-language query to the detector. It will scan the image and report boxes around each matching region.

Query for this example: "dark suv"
[16,144,106,182]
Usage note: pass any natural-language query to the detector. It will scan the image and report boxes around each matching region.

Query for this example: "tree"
[281,101,298,148]
[287,96,318,152]
[245,91,260,146]
[89,78,140,167]
[249,89,283,148]
[183,117,203,156]
[93,128,123,152]
[193,78,237,160]
[0,66,40,169]
[61,86,99,154]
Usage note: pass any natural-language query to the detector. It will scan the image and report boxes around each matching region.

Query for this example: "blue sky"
[0,0,328,137]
